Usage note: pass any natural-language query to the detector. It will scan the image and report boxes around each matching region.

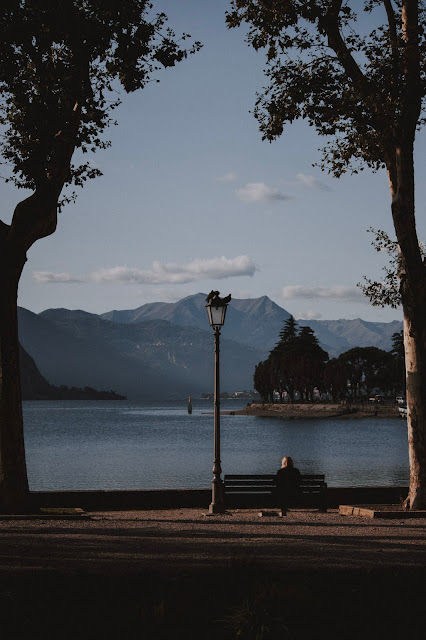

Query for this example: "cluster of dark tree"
[254,317,405,404]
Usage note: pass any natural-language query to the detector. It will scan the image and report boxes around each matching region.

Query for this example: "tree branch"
[383,0,400,90]
[8,52,88,254]
[401,0,422,134]
[383,0,398,52]
[320,0,387,135]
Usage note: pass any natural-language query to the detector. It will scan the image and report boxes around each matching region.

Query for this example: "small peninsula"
[235,403,400,420]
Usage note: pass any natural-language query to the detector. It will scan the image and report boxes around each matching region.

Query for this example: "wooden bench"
[223,474,328,511]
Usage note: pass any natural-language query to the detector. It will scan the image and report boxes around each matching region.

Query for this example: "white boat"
[398,406,407,418]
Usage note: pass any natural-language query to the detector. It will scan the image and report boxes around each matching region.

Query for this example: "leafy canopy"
[0,0,201,203]
[358,227,426,308]
[226,1,426,176]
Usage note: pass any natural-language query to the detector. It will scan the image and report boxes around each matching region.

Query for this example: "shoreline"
[231,402,401,420]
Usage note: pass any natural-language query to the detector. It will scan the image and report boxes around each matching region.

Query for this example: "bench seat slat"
[225,480,275,485]
[225,475,278,480]
[224,474,325,481]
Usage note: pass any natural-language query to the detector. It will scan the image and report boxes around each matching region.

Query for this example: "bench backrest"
[224,474,326,494]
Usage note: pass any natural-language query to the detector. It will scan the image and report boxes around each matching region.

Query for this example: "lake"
[22,399,409,491]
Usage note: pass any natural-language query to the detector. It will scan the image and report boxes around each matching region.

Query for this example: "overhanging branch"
[320,0,388,136]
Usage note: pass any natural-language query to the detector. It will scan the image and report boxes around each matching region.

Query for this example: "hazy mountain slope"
[17,294,404,401]
[306,318,403,357]
[101,293,290,350]
[19,343,54,400]
[18,307,263,398]
[101,295,208,328]
[19,343,125,400]
[18,308,187,399]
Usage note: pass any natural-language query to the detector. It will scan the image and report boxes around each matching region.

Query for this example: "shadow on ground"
[1,565,425,640]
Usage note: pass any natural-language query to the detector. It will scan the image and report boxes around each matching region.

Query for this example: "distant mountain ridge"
[17,293,403,400]
[301,318,402,357]
[101,293,402,357]
[101,293,291,350]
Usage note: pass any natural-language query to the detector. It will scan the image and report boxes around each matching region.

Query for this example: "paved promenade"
[1,508,425,639]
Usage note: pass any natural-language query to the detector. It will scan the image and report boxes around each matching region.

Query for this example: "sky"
[2,0,426,323]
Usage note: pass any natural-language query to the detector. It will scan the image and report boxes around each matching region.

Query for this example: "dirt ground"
[1,508,425,639]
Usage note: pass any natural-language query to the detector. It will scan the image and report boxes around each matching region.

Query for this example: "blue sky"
[3,0,426,322]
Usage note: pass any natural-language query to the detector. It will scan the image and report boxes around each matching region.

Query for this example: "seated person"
[275,456,301,516]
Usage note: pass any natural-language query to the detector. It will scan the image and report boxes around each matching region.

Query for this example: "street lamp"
[205,290,231,514]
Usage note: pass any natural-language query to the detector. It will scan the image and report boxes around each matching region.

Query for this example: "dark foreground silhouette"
[1,567,424,640]
[1,509,425,639]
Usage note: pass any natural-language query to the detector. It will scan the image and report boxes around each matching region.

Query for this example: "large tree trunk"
[0,246,29,512]
[403,308,426,509]
[390,138,426,510]
[0,191,60,513]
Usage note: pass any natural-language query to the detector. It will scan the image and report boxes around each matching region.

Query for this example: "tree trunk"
[0,249,29,512]
[390,138,426,510]
[402,295,426,509]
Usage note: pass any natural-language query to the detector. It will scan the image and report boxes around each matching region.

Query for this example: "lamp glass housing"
[206,303,227,328]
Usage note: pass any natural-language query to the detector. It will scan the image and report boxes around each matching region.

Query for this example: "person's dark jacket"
[275,467,301,506]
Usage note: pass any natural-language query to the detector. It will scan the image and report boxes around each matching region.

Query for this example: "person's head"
[281,456,294,468]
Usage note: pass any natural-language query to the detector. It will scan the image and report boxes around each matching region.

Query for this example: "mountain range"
[18,293,402,400]
[100,293,402,356]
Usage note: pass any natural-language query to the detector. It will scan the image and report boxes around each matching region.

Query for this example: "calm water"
[22,400,409,491]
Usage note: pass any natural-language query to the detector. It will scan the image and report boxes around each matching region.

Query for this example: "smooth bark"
[390,144,426,510]
[327,0,426,509]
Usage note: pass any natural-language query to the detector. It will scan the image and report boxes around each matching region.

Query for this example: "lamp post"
[205,290,231,514]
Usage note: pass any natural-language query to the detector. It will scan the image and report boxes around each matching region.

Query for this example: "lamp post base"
[209,477,225,514]
[209,502,225,514]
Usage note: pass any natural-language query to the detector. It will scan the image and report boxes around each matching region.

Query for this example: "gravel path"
[1,507,425,576]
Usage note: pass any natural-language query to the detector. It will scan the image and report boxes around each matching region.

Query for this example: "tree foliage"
[390,329,405,394]
[255,335,405,403]
[358,228,426,308]
[228,0,426,509]
[322,357,347,402]
[227,1,426,176]
[0,0,201,208]
[0,0,200,512]
[337,346,394,398]
[254,316,328,402]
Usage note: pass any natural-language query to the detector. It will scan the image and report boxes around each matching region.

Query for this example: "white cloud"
[281,285,365,302]
[32,271,83,284]
[296,310,323,320]
[215,172,237,183]
[296,173,331,191]
[91,256,258,284]
[33,256,258,286]
[235,182,291,204]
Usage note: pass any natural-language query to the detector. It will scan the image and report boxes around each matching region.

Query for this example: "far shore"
[229,402,402,420]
